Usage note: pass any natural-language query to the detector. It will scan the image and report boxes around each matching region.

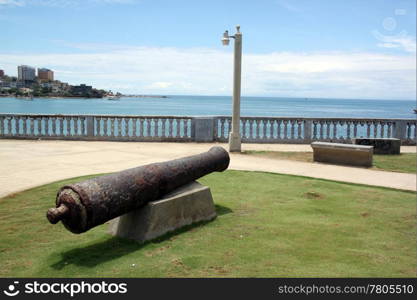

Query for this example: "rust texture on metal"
[46,146,230,234]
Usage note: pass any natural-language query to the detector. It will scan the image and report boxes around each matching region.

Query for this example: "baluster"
[0,116,3,135]
[96,117,102,136]
[116,118,121,137]
[29,117,34,135]
[36,118,42,136]
[380,122,385,138]
[346,121,351,140]
[109,118,114,137]
[407,122,411,139]
[387,122,392,138]
[105,118,110,137]
[22,117,27,135]
[56,117,61,136]
[67,117,72,136]
[52,117,56,136]
[182,119,186,138]
[100,117,104,136]
[366,121,371,138]
[137,118,142,137]
[144,118,150,137]
[16,117,21,135]
[124,118,128,137]
[160,118,165,137]
[269,120,275,139]
[186,119,191,138]
[255,120,260,139]
[45,117,50,136]
[73,117,78,136]
[57,117,63,136]
[249,119,254,139]
[312,121,317,140]
[325,121,330,139]
[219,119,225,139]
[277,120,281,139]
[290,120,295,139]
[177,119,183,138]
[184,119,188,138]
[113,118,117,137]
[148,118,152,137]
[319,121,323,139]
[64,117,71,136]
[242,119,247,138]
[262,120,267,139]
[283,120,288,139]
[373,121,377,138]
[297,120,303,139]
[353,122,358,138]
[227,119,232,137]
[132,118,137,137]
[80,117,85,136]
[120,118,125,137]
[332,121,337,139]
[6,117,12,136]
[151,118,157,137]
[176,119,181,138]
[50,117,56,136]
[115,118,120,137]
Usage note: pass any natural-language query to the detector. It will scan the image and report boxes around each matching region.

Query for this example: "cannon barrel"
[46,146,229,233]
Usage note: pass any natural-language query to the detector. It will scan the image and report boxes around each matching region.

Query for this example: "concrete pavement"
[0,139,415,198]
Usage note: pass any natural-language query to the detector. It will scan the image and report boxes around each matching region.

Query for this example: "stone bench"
[353,138,400,155]
[311,142,373,167]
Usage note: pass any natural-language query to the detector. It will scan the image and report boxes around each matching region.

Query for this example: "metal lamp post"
[222,25,242,152]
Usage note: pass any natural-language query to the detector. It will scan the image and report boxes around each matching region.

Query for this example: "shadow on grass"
[50,204,233,270]
[215,204,233,216]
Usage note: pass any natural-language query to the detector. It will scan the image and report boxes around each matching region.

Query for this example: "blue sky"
[0,0,416,99]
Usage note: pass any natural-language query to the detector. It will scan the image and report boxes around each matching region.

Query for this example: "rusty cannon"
[46,146,229,234]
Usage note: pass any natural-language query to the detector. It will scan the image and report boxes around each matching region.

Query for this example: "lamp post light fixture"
[222,25,242,152]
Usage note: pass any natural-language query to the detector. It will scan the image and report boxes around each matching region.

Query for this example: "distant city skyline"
[0,0,415,100]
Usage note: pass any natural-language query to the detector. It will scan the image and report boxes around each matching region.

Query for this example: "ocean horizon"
[0,95,415,119]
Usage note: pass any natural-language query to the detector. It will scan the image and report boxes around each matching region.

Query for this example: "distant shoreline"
[0,95,169,99]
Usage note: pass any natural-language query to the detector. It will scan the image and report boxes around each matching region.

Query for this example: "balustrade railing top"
[0,114,415,145]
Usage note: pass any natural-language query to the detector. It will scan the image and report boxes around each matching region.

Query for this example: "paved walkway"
[0,140,415,198]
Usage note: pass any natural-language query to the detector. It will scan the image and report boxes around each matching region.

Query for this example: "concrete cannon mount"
[108,181,216,243]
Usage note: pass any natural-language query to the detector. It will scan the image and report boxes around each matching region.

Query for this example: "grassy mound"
[0,170,415,277]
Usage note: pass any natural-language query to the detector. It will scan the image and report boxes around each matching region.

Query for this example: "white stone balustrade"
[0,114,415,145]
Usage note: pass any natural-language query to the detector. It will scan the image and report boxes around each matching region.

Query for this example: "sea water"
[0,95,415,119]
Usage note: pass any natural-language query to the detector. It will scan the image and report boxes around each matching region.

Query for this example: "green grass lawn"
[0,170,415,277]
[244,151,416,174]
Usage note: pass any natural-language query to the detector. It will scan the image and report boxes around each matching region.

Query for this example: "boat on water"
[413,108,417,114]
[106,95,121,101]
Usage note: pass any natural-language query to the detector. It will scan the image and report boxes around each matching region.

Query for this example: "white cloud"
[0,45,415,100]
[372,30,416,53]
[0,0,25,6]
[0,0,136,8]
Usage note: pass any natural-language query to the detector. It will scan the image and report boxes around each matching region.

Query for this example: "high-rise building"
[0,70,4,77]
[17,65,36,81]
[38,68,54,81]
